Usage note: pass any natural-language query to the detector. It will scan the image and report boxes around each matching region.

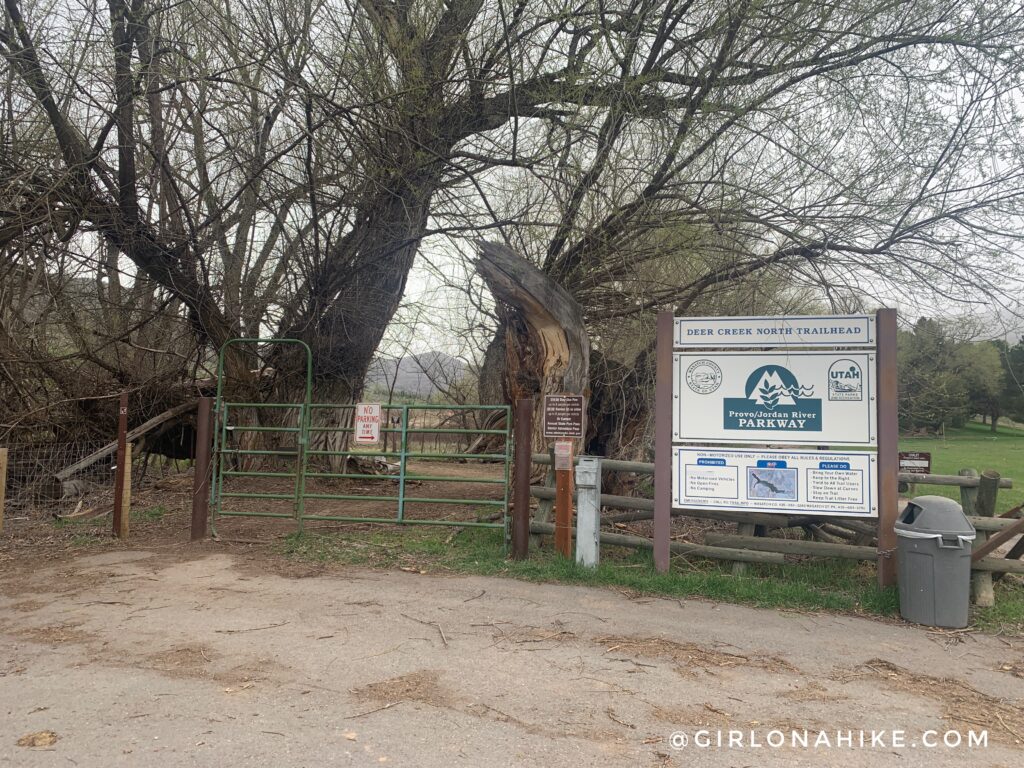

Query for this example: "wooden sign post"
[876,308,899,587]
[544,395,585,558]
[191,397,213,541]
[0,446,7,534]
[511,399,534,560]
[553,439,574,556]
[112,393,130,540]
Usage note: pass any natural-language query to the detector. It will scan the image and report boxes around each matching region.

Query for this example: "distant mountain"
[365,351,468,399]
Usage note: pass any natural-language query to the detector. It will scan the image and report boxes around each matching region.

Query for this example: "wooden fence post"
[653,310,673,573]
[732,522,756,576]
[971,470,999,607]
[958,468,979,516]
[0,447,7,534]
[511,399,533,560]
[191,397,213,541]
[113,393,130,540]
[530,447,556,549]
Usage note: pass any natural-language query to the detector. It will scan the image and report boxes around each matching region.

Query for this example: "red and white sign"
[354,403,382,444]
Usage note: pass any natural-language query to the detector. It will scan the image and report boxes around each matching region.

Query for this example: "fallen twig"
[606,708,636,729]
[347,701,401,719]
[400,613,448,647]
[214,621,289,634]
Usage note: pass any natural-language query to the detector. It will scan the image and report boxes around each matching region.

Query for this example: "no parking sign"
[354,403,381,444]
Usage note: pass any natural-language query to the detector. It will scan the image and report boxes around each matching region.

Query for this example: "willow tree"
[3,0,1024,437]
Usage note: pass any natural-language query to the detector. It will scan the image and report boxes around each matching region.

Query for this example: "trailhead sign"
[674,352,876,446]
[670,315,880,517]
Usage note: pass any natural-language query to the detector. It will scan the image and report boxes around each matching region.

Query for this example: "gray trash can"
[895,496,976,628]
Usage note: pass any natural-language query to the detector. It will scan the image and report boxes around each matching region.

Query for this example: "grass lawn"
[900,421,1024,510]
[269,421,1024,637]
[279,525,1024,636]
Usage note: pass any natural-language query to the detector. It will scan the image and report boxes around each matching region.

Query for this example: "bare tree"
[2,0,1023,452]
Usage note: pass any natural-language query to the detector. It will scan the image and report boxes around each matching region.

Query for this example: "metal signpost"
[654,311,899,585]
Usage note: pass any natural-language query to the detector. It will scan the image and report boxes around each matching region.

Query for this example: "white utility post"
[575,456,602,568]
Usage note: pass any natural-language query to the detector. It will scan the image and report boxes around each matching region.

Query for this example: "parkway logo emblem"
[723,365,822,431]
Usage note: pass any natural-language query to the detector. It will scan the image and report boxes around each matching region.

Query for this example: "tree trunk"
[585,349,655,495]
[474,243,656,494]
[474,242,589,453]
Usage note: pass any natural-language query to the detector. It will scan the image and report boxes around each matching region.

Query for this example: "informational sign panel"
[353,403,382,444]
[543,395,585,439]
[674,351,876,446]
[674,315,875,348]
[673,446,877,517]
[899,451,931,475]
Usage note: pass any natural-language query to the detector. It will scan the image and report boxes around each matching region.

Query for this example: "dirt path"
[1,550,1022,767]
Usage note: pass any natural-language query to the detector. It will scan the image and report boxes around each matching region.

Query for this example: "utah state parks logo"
[723,365,822,431]
[828,359,863,401]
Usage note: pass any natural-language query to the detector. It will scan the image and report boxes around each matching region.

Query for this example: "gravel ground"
[1,547,1022,767]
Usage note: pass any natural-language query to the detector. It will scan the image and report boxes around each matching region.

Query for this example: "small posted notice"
[353,403,382,444]
[672,447,876,517]
[543,395,585,439]
[898,451,931,475]
[683,461,739,500]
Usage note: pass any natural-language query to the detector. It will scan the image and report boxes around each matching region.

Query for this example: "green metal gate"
[210,339,512,540]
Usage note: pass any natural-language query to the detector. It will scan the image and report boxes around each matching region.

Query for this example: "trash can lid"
[895,495,976,539]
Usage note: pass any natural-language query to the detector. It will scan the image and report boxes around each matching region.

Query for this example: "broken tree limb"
[529,521,785,565]
[55,400,196,481]
[705,533,877,560]
[475,241,589,424]
[971,516,1024,562]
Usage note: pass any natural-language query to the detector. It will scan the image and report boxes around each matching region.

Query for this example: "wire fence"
[2,440,186,518]
[3,441,109,516]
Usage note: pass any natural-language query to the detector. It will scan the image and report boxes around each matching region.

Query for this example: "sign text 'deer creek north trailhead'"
[674,315,875,348]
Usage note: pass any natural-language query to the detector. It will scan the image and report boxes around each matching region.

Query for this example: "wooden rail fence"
[527,453,1023,599]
